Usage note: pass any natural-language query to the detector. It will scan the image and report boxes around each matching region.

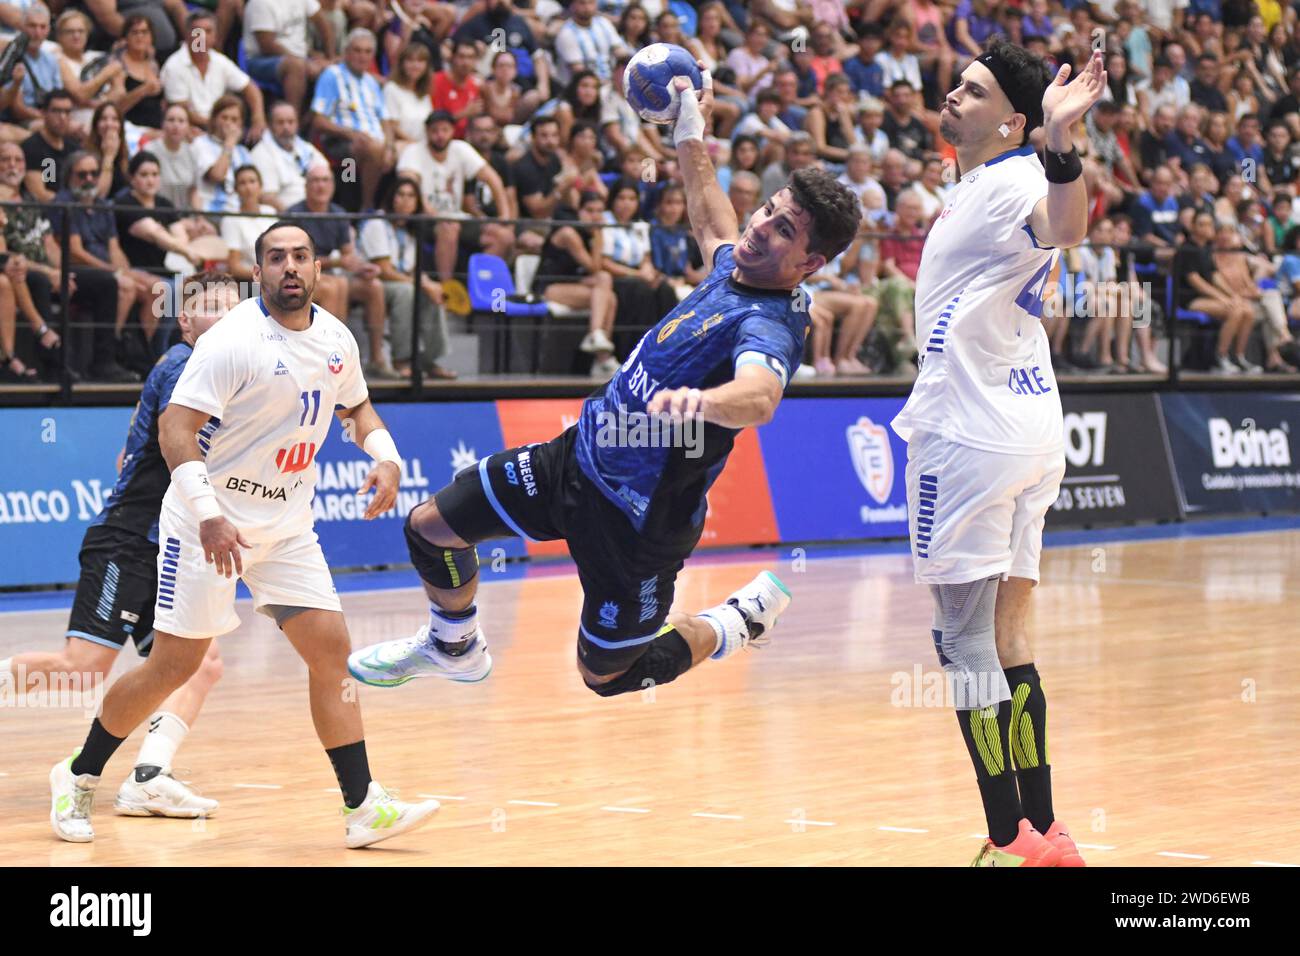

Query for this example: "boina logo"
[1209,418,1292,469]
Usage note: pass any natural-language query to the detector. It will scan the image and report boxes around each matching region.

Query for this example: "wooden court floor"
[1,530,1297,867]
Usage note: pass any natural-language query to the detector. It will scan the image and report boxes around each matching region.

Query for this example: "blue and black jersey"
[574,243,808,536]
[91,343,193,544]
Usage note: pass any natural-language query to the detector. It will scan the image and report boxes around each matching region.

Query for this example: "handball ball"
[623,43,703,125]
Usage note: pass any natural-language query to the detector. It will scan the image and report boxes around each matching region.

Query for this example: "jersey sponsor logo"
[847,416,894,506]
[657,310,693,343]
[615,483,649,516]
[276,441,318,474]
[274,359,290,376]
[599,601,619,629]
[225,476,291,500]
[692,312,724,338]
[516,449,538,496]
[626,361,662,405]
[327,351,344,374]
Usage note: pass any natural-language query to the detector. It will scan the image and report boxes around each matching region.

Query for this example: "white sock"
[135,711,189,772]
[428,604,478,644]
[700,604,748,660]
[0,658,12,693]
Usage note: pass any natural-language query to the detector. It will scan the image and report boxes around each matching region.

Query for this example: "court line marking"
[1252,860,1298,867]
[692,812,743,820]
[601,806,651,814]
[419,794,466,801]
[1156,851,1211,860]
[232,783,282,790]
[322,788,341,794]
[879,826,928,833]
[1076,843,1116,851]
[508,800,560,807]
[784,819,835,827]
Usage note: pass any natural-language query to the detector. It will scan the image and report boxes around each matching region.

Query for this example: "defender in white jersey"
[891,39,1107,868]
[49,223,438,849]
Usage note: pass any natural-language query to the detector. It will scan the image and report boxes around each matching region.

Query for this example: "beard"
[268,275,313,311]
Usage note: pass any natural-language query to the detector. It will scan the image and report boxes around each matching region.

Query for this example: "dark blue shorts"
[433,427,702,675]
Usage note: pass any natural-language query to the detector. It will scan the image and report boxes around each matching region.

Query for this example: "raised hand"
[1042,50,1107,136]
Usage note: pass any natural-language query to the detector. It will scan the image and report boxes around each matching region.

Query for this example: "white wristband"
[673,69,711,147]
[363,428,402,466]
[172,460,221,521]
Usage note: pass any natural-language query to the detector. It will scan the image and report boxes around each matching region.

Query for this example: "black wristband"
[1044,147,1083,184]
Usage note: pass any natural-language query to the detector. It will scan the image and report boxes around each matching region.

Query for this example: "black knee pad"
[582,631,691,698]
[405,512,479,589]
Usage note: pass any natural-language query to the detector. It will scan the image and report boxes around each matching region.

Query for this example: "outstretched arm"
[1029,51,1107,249]
[674,70,738,269]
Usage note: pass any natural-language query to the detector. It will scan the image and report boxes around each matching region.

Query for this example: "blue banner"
[0,408,132,586]
[758,397,909,542]
[1159,392,1300,516]
[310,401,525,568]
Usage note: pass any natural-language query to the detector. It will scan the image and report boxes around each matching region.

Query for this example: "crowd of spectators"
[0,0,1298,386]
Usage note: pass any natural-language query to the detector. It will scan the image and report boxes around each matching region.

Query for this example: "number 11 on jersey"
[299,390,321,427]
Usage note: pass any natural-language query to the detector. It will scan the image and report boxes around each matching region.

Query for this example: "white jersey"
[892,144,1062,455]
[164,297,367,543]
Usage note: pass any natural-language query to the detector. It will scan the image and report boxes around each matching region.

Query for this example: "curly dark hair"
[787,167,862,262]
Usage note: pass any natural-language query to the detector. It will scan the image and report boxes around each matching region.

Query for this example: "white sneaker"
[579,329,615,354]
[348,626,493,687]
[50,753,98,843]
[344,781,439,849]
[1214,355,1241,375]
[591,355,621,379]
[792,363,816,381]
[115,769,219,818]
[726,570,792,646]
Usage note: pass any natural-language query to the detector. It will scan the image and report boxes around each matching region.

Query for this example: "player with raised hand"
[891,40,1107,867]
[48,224,439,849]
[347,67,862,699]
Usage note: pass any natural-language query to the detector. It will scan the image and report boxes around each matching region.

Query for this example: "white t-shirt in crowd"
[160,47,251,119]
[396,139,485,218]
[734,112,792,144]
[892,144,1062,456]
[243,0,320,59]
[164,296,367,543]
[250,131,326,210]
[837,171,887,215]
[358,218,416,273]
[191,135,256,213]
[383,83,431,143]
[220,203,279,270]
[146,138,198,208]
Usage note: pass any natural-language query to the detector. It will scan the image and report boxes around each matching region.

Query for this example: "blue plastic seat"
[468,254,549,318]
[468,254,550,373]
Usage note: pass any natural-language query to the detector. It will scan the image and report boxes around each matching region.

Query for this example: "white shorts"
[904,431,1065,585]
[154,501,342,639]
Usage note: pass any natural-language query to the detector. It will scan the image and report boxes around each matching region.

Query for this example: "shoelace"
[164,768,209,798]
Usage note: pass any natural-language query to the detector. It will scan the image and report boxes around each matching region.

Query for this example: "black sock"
[957,703,1022,847]
[1005,662,1054,833]
[70,719,126,777]
[327,741,372,809]
[433,604,476,657]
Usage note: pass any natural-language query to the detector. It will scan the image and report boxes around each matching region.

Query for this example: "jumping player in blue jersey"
[348,69,862,698]
[1,274,239,821]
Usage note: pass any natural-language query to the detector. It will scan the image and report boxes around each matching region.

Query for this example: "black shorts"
[66,524,158,658]
[434,427,702,675]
